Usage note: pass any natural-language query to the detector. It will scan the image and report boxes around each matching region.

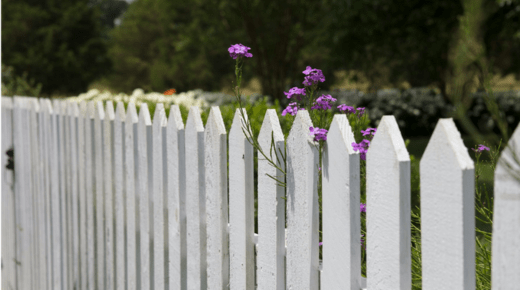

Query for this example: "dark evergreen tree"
[2,0,111,96]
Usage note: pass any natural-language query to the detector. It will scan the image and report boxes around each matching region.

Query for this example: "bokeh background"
[2,0,520,149]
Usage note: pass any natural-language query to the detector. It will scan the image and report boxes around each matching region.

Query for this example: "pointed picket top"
[257,109,285,290]
[366,115,411,290]
[321,114,361,290]
[153,103,167,128]
[115,102,126,121]
[1,96,12,108]
[105,101,115,121]
[205,106,229,290]
[152,103,167,290]
[126,102,138,123]
[229,108,255,290]
[259,109,284,145]
[79,101,87,118]
[87,101,96,119]
[138,103,152,125]
[286,110,320,290]
[186,106,204,132]
[69,101,80,118]
[420,118,474,290]
[168,104,184,131]
[492,123,520,290]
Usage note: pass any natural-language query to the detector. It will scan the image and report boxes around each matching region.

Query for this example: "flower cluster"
[472,144,490,153]
[360,203,366,213]
[352,139,371,161]
[338,104,355,113]
[311,94,337,110]
[302,66,325,86]
[228,44,253,59]
[361,128,377,139]
[282,102,304,116]
[309,127,328,142]
[284,87,306,100]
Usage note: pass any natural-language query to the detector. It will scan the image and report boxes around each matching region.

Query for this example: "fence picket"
[229,109,254,290]
[166,105,187,290]
[86,101,96,289]
[68,102,80,289]
[205,106,229,290]
[286,110,319,290]
[78,101,88,290]
[137,103,153,290]
[321,114,361,289]
[366,115,411,290]
[153,104,168,290]
[256,109,285,290]
[114,102,126,290]
[40,99,54,290]
[104,101,116,290]
[94,101,106,290]
[28,99,45,289]
[185,106,207,290]
[1,97,16,290]
[492,123,520,289]
[421,118,475,290]
[125,103,139,290]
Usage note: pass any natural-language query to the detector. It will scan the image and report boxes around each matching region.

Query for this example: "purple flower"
[472,144,490,153]
[310,127,328,142]
[284,87,306,99]
[352,139,371,160]
[282,102,300,116]
[228,44,253,59]
[338,104,356,114]
[360,203,366,213]
[356,107,366,117]
[361,128,377,137]
[302,66,325,86]
[311,94,337,110]
[319,242,323,246]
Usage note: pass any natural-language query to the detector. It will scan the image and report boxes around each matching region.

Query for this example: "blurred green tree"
[1,0,111,97]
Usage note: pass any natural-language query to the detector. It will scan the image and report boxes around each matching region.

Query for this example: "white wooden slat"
[40,99,54,290]
[105,101,116,290]
[114,102,126,290]
[420,118,475,290]
[86,101,96,289]
[205,106,229,290]
[166,105,187,290]
[78,101,88,290]
[44,98,62,290]
[28,99,45,290]
[61,101,74,290]
[14,97,33,290]
[229,108,254,290]
[492,123,520,289]
[257,109,285,290]
[137,103,152,290]
[69,102,80,289]
[125,103,139,290]
[94,101,106,290]
[285,110,319,290]
[321,114,361,289]
[153,103,167,290]
[185,106,207,290]
[53,99,69,290]
[2,97,17,290]
[366,115,411,290]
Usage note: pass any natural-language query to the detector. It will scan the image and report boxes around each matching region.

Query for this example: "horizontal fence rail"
[2,96,520,290]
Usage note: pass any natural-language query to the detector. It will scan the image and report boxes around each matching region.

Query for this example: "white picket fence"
[1,96,520,290]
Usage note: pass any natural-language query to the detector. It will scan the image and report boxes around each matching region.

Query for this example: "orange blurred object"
[163,89,176,95]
